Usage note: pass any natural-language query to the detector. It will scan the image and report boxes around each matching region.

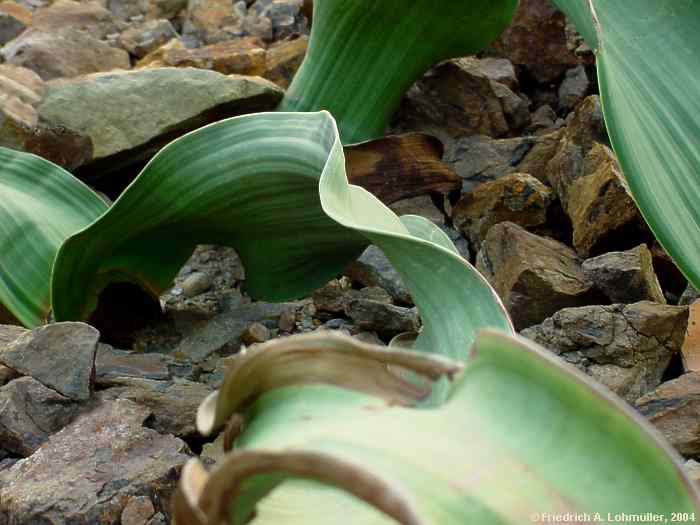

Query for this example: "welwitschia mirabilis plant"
[552,0,700,291]
[0,122,459,329]
[175,330,700,524]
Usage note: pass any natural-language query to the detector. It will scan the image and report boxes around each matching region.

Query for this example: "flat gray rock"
[522,301,689,402]
[0,322,99,400]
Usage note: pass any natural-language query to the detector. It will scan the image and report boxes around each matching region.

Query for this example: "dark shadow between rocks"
[88,282,166,348]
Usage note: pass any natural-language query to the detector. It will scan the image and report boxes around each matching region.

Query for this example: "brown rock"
[344,298,419,337]
[265,35,308,88]
[682,301,700,373]
[0,376,79,456]
[241,321,270,345]
[582,244,666,304]
[394,57,528,143]
[445,132,561,192]
[32,0,120,40]
[95,344,171,384]
[0,322,99,400]
[476,222,594,330]
[452,173,553,252]
[523,302,689,402]
[517,128,564,182]
[637,372,700,455]
[567,143,649,257]
[0,399,190,523]
[1,28,131,80]
[99,378,212,438]
[119,18,177,58]
[121,496,156,525]
[182,0,245,45]
[491,0,583,83]
[139,36,267,76]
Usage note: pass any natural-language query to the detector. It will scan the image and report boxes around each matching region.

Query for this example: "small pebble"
[241,322,270,345]
[180,271,212,298]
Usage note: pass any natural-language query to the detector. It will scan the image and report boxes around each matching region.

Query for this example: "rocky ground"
[1,0,700,522]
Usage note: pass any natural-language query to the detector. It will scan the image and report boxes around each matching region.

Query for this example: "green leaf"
[0,148,107,327]
[177,331,700,524]
[0,112,508,362]
[551,0,700,291]
[50,112,368,322]
[279,0,518,143]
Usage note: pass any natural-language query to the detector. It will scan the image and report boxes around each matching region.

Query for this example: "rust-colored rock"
[637,371,700,455]
[567,143,649,257]
[452,172,552,252]
[476,222,595,330]
[265,35,308,88]
[491,0,584,83]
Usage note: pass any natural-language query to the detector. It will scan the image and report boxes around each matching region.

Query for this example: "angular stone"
[636,372,700,455]
[264,35,307,88]
[0,377,79,456]
[37,68,282,171]
[0,399,190,523]
[445,132,559,192]
[182,0,246,45]
[478,57,518,90]
[684,460,700,486]
[312,279,352,314]
[567,143,649,257]
[0,2,30,45]
[2,28,131,81]
[582,244,666,304]
[523,302,689,403]
[99,377,212,438]
[515,128,564,183]
[119,18,177,57]
[492,0,582,83]
[107,0,187,22]
[527,104,559,135]
[558,65,589,112]
[121,495,156,525]
[388,195,445,226]
[0,64,46,149]
[137,36,268,77]
[250,0,307,41]
[32,0,120,40]
[344,245,412,305]
[680,284,700,307]
[0,322,99,400]
[394,57,526,143]
[174,299,302,361]
[241,321,270,345]
[344,299,419,337]
[180,270,213,298]
[452,173,553,252]
[95,344,170,384]
[476,222,594,330]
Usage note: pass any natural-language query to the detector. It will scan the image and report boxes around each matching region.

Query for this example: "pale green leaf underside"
[553,0,700,290]
[218,331,699,524]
